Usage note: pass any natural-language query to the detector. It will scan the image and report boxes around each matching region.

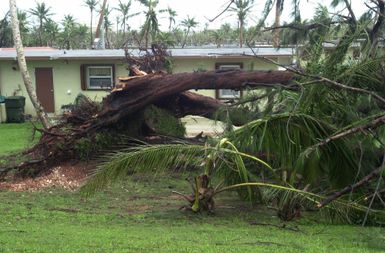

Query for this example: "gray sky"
[0,0,367,30]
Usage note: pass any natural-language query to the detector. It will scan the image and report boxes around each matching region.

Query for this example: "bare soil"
[0,162,93,191]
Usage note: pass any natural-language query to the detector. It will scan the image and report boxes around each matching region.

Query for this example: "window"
[80,64,115,90]
[215,63,243,99]
[218,89,241,99]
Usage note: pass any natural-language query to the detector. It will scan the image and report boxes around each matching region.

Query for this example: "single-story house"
[0,46,294,116]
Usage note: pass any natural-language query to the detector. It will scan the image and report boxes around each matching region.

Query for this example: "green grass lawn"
[0,123,39,155]
[1,174,385,253]
[0,123,385,252]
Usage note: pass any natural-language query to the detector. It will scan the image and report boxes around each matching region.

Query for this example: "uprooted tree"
[0,46,294,178]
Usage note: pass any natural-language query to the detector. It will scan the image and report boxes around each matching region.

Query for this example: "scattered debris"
[0,162,91,191]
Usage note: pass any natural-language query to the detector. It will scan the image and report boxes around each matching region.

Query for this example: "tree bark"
[155,91,224,119]
[99,70,294,127]
[318,166,384,208]
[239,19,243,48]
[273,0,282,48]
[90,9,93,47]
[95,0,107,39]
[9,0,51,129]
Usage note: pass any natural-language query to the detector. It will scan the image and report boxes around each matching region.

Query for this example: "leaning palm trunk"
[9,0,51,129]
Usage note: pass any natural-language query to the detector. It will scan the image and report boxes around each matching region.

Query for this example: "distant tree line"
[1,0,384,50]
[0,0,277,49]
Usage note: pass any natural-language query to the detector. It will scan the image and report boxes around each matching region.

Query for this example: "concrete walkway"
[181,116,226,137]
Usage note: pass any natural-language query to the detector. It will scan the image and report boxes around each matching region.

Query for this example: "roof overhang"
[0,47,294,61]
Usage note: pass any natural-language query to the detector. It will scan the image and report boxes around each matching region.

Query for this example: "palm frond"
[82,141,273,196]
[228,113,359,187]
[216,182,385,224]
[82,144,206,195]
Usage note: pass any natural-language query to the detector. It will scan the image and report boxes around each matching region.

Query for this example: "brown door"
[35,68,55,113]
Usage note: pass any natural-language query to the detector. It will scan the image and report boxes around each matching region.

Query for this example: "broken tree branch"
[206,0,235,22]
[245,48,385,106]
[155,91,224,120]
[97,70,294,127]
[262,21,344,32]
[318,164,385,208]
[310,114,385,150]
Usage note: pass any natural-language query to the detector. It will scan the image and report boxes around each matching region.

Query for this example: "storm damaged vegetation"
[2,0,385,228]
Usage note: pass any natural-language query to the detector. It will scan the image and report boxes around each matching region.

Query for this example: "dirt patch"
[0,162,93,192]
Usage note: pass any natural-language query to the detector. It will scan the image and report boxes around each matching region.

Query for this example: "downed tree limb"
[0,70,294,179]
[312,114,385,149]
[245,50,385,106]
[155,92,252,126]
[98,70,294,127]
[317,165,385,208]
[155,91,223,120]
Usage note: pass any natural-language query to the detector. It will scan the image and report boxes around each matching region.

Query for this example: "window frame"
[80,64,115,91]
[215,62,243,100]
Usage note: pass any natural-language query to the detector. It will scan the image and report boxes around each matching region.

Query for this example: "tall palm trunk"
[9,0,51,129]
[39,18,43,46]
[90,10,93,47]
[239,20,244,48]
[273,0,282,48]
[123,18,126,41]
[144,22,150,48]
[182,28,190,48]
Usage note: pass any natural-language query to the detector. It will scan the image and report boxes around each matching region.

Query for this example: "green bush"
[144,105,186,137]
[74,132,116,160]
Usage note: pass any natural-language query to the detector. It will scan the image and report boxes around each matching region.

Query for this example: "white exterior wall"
[0,59,127,115]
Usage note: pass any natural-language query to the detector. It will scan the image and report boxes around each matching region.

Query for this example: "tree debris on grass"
[0,46,294,179]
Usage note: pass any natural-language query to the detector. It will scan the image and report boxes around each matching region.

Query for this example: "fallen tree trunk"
[1,70,295,178]
[155,92,252,126]
[98,70,294,127]
[156,91,223,119]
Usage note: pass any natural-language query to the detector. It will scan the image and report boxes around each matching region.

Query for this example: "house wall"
[0,59,128,116]
[0,55,291,116]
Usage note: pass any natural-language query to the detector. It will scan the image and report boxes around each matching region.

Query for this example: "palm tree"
[155,31,175,47]
[61,14,76,49]
[29,2,53,46]
[115,0,139,41]
[102,4,113,48]
[82,127,372,219]
[115,15,120,37]
[44,18,59,47]
[0,13,12,47]
[181,16,198,48]
[17,10,28,39]
[73,24,89,49]
[137,0,161,48]
[161,6,177,31]
[84,0,99,48]
[228,0,254,48]
[211,30,224,48]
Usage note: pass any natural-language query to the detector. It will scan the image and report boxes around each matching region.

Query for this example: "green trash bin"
[5,96,26,123]
[0,96,5,123]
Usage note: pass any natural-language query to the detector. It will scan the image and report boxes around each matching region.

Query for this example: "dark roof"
[0,47,294,60]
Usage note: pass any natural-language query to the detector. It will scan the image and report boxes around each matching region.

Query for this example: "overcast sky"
[0,0,367,31]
